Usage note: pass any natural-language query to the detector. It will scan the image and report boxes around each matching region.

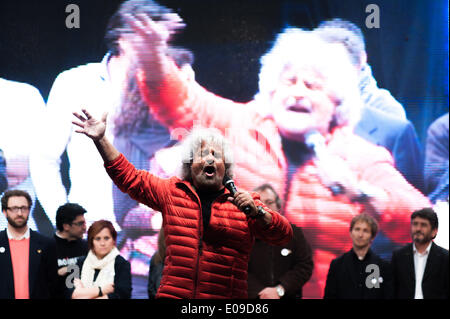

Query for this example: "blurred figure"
[424,112,449,203]
[124,15,430,297]
[424,113,449,250]
[0,78,46,231]
[69,220,132,299]
[324,213,393,299]
[147,227,165,299]
[0,149,7,194]
[54,203,88,298]
[248,184,313,299]
[0,190,58,299]
[391,208,448,299]
[29,0,179,231]
[314,19,425,194]
[316,19,406,120]
[313,19,426,260]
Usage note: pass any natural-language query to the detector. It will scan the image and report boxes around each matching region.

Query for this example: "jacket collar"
[175,179,231,200]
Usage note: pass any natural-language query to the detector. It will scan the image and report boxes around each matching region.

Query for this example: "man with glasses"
[0,190,58,299]
[54,203,89,298]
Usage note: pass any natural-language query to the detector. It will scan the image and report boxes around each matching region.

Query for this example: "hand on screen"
[122,12,185,66]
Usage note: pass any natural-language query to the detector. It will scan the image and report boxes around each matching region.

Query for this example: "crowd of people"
[0,0,448,300]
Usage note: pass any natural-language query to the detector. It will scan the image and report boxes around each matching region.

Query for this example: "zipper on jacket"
[192,202,204,299]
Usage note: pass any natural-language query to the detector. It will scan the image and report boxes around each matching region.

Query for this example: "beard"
[7,215,28,229]
[412,231,432,244]
[194,174,223,192]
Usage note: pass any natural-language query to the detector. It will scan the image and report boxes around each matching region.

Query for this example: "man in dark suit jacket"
[0,189,58,299]
[391,208,449,299]
[355,106,424,193]
[324,213,393,299]
[248,184,313,299]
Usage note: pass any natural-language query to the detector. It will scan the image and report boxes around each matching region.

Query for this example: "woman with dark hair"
[69,220,132,299]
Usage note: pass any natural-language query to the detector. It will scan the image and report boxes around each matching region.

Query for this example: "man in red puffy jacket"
[72,111,293,299]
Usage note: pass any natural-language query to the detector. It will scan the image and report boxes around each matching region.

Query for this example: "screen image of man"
[123,14,430,297]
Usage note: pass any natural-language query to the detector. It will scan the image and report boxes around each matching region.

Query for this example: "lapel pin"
[37,249,42,254]
[0,247,5,253]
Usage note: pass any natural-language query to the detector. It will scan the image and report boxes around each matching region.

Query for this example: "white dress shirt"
[6,226,30,240]
[413,241,432,299]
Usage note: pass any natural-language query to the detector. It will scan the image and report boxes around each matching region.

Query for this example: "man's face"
[350,221,373,250]
[190,141,226,192]
[259,188,279,212]
[271,64,339,140]
[64,215,87,240]
[3,196,30,229]
[411,217,437,245]
[269,42,358,141]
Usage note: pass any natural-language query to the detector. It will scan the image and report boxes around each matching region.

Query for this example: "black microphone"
[222,175,251,214]
[304,130,345,196]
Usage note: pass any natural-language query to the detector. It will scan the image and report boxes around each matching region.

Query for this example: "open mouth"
[203,166,216,177]
[287,104,311,113]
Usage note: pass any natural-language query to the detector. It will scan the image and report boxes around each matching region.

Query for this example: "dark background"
[0,0,448,146]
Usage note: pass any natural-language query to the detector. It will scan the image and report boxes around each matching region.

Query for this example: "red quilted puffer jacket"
[105,154,293,299]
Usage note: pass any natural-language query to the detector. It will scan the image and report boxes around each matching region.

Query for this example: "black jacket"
[0,229,58,299]
[324,248,394,299]
[391,242,449,299]
[247,224,313,298]
[67,254,132,299]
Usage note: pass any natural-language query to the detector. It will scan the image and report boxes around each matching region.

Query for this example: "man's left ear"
[431,228,438,240]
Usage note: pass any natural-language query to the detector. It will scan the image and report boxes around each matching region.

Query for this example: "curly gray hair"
[178,127,234,182]
[256,27,362,130]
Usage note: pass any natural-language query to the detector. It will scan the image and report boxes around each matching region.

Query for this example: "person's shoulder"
[370,250,390,265]
[432,242,449,257]
[334,127,394,162]
[0,78,39,94]
[290,223,306,237]
[428,113,449,135]
[115,254,130,266]
[31,230,54,243]
[53,61,104,85]
[392,243,412,256]
[330,251,349,266]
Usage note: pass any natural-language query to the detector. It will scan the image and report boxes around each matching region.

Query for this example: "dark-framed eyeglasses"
[6,206,30,213]
[71,221,86,227]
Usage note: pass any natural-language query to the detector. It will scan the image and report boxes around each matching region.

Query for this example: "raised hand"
[122,12,185,66]
[72,109,108,141]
